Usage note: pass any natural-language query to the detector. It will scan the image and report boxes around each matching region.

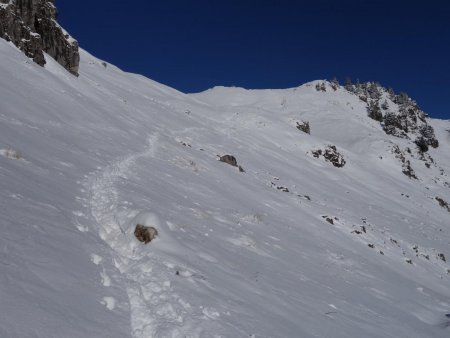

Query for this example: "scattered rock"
[392,145,417,179]
[315,82,327,92]
[437,253,446,262]
[312,150,321,158]
[368,244,375,249]
[277,186,289,192]
[405,259,413,264]
[330,78,339,91]
[390,238,399,246]
[219,154,237,166]
[312,145,346,168]
[421,254,430,260]
[321,215,334,224]
[435,197,450,212]
[296,121,310,134]
[352,225,366,234]
[134,224,158,244]
[219,154,245,172]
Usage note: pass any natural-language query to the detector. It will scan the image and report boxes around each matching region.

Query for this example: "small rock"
[134,224,158,244]
[390,238,399,246]
[219,154,238,166]
[296,121,310,134]
[219,154,244,172]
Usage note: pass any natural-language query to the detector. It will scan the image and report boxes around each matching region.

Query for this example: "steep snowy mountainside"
[1,37,450,338]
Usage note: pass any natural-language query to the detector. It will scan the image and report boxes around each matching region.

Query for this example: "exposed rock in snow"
[0,0,79,75]
[134,224,158,244]
[219,154,245,172]
[312,145,346,168]
[296,120,310,134]
[435,197,450,212]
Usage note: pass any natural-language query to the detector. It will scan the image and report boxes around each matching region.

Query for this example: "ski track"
[84,133,207,338]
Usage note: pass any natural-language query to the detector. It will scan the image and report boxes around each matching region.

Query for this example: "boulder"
[134,224,158,244]
[219,154,238,167]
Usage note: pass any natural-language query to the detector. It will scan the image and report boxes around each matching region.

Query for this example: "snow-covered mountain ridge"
[1,35,450,338]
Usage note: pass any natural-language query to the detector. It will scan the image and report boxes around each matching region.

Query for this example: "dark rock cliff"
[0,0,79,75]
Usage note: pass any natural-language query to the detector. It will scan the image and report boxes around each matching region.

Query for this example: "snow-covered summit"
[1,37,450,338]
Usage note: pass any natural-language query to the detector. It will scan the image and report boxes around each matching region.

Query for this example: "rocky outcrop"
[0,0,79,75]
[312,145,346,168]
[344,80,439,152]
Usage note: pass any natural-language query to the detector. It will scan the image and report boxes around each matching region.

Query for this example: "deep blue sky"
[57,0,450,119]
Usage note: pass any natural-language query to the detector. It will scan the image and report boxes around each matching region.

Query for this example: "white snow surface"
[1,38,450,337]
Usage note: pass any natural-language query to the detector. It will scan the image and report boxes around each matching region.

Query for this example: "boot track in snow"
[84,134,199,337]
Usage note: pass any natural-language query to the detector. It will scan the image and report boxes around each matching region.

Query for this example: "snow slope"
[1,38,450,337]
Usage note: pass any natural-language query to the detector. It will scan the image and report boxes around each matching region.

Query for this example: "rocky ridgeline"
[314,79,443,179]
[316,79,439,152]
[343,80,439,152]
[0,0,79,75]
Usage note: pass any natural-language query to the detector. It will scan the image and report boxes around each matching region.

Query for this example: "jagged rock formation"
[343,80,439,152]
[0,0,79,75]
